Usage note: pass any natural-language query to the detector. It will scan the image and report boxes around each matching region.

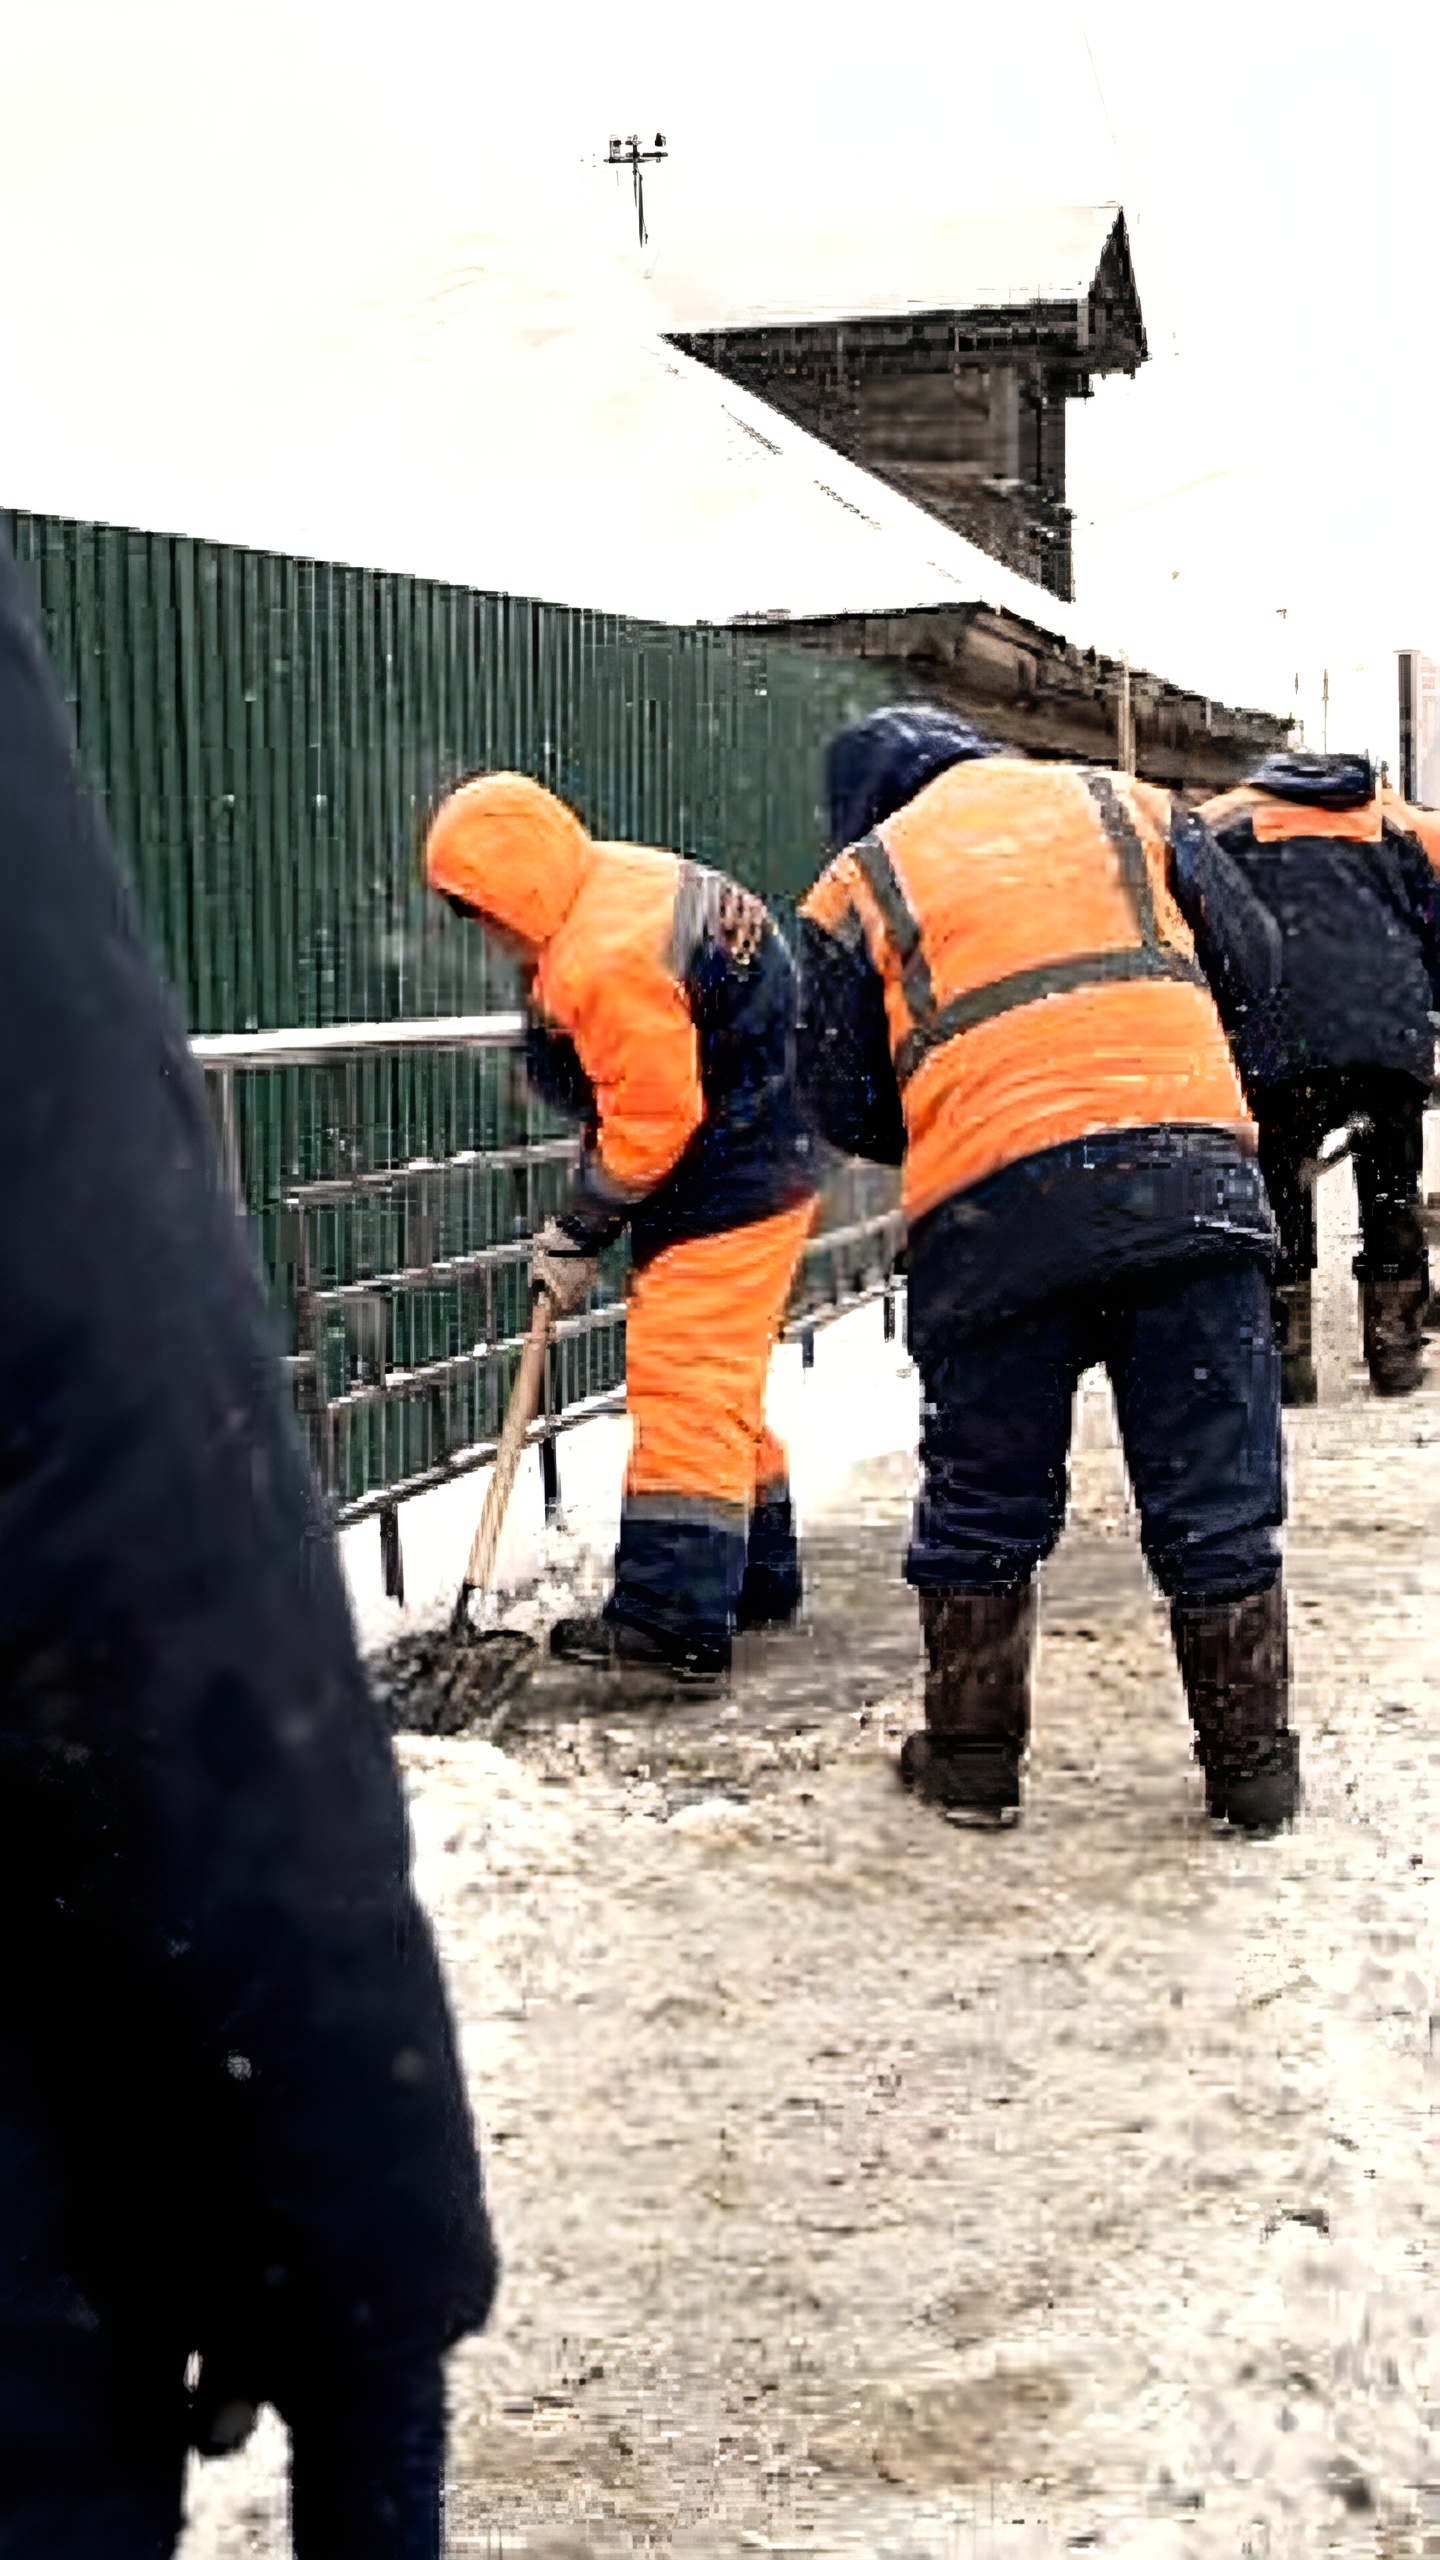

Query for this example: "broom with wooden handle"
[450,1291,556,1639]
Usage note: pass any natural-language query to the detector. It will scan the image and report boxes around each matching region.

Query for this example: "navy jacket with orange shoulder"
[798,743,1277,1357]
[425,775,817,1265]
[1197,752,1440,1091]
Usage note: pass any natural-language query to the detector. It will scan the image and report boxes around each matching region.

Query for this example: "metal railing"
[193,1018,903,1552]
[193,1014,524,1196]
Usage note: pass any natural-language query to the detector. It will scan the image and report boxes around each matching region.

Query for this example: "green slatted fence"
[2,508,902,1514]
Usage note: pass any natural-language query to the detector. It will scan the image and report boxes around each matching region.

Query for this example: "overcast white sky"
[3,0,1436,765]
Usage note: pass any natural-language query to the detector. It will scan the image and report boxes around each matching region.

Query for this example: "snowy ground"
[181,1141,1438,2559]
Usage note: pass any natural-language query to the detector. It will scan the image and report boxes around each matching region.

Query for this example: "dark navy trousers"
[1256,1066,1429,1282]
[907,1254,1282,1603]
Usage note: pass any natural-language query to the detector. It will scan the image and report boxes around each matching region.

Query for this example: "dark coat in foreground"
[0,538,496,2486]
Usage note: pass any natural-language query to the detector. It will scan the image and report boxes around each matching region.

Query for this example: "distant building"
[1,217,1283,944]
[0,213,1284,1536]
[661,205,1145,602]
[736,600,1273,795]
[1397,650,1440,803]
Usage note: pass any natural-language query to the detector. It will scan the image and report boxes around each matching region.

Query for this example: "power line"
[1077,20,1122,166]
[1084,468,1228,529]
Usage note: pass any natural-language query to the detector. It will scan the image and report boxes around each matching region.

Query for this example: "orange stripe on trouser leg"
[624,1199,816,1510]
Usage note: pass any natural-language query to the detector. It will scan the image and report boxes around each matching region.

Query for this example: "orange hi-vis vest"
[800,757,1255,1224]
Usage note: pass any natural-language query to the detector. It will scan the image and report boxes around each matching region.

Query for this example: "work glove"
[529,1218,597,1316]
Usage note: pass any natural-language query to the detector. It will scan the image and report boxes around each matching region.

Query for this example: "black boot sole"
[1367,1366,1426,1398]
[548,1625,729,1686]
[734,1599,801,1633]
[899,1733,1022,1825]
[1207,1740,1300,1835]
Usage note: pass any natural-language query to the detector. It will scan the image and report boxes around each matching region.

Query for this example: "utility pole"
[1117,653,1136,774]
[1398,651,1415,798]
[606,132,668,249]
[1322,667,1330,752]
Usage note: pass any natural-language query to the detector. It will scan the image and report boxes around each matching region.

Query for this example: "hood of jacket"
[1245,752,1375,811]
[425,773,590,948]
[826,705,997,850]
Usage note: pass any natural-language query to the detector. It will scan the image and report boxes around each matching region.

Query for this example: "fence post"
[380,1503,405,1604]
[216,1066,242,1203]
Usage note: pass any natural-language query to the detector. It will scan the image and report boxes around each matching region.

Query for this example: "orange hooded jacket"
[426,774,816,1252]
[428,774,702,1200]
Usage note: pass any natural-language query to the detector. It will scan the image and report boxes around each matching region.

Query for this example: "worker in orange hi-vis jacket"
[426,774,819,1684]
[1197,754,1440,1403]
[798,707,1297,1837]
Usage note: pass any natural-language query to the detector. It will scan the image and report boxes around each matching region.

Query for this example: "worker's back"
[804,751,1251,1223]
[1199,752,1438,1089]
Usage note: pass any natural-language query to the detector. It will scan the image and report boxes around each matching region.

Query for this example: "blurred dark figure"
[1198,754,1440,1401]
[799,709,1295,1836]
[0,539,496,2555]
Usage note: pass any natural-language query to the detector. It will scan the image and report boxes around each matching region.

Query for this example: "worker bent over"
[1198,753,1440,1403]
[799,709,1296,1834]
[426,774,818,1682]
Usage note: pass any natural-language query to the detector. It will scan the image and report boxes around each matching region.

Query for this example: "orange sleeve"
[799,853,857,932]
[563,949,704,1196]
[799,851,890,968]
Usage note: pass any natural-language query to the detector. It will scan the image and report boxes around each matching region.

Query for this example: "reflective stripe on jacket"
[801,758,1253,1224]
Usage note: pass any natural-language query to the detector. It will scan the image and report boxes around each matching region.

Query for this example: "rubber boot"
[899,1585,1035,1824]
[1169,1578,1298,1833]
[548,1610,730,1683]
[1271,1279,1318,1407]
[1360,1273,1428,1396]
[736,1487,802,1630]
